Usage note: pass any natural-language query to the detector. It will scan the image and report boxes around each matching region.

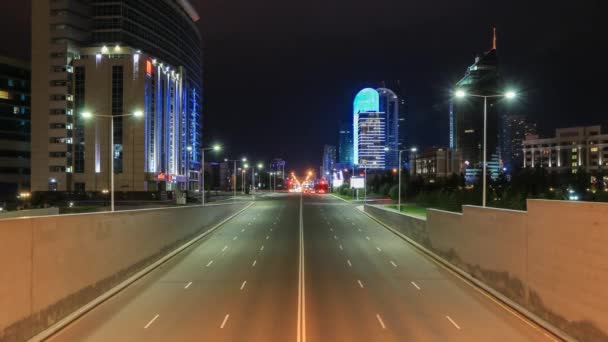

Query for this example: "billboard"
[350,176,365,189]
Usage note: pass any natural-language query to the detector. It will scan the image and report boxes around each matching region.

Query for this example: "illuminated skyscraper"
[338,121,353,167]
[31,0,202,192]
[321,145,337,176]
[452,29,502,182]
[377,88,399,169]
[357,112,386,169]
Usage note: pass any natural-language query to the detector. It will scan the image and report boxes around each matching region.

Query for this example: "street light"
[225,157,246,200]
[81,110,144,212]
[253,163,263,191]
[454,89,517,207]
[200,144,222,205]
[386,146,417,212]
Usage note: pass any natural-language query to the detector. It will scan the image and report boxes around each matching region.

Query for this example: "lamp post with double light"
[454,89,516,207]
[81,110,143,212]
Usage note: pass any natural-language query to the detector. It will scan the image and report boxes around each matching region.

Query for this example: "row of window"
[0,150,30,158]
[0,167,30,174]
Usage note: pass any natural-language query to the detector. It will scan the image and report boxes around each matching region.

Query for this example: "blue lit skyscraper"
[353,88,380,167]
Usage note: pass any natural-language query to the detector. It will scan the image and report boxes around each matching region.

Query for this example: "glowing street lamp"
[200,144,222,205]
[81,110,144,212]
[454,89,517,207]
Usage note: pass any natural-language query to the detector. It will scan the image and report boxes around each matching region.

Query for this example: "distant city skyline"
[0,1,605,172]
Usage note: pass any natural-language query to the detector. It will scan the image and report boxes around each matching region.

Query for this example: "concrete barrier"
[364,200,608,342]
[0,202,249,342]
[0,207,59,219]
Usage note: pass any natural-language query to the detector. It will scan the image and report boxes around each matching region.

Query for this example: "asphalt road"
[47,193,556,342]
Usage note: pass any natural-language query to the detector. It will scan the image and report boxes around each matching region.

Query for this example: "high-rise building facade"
[377,88,399,169]
[357,112,386,170]
[321,144,337,176]
[31,0,202,193]
[338,121,353,167]
[353,88,385,169]
[0,56,31,199]
[523,126,608,173]
[352,87,402,170]
[452,30,502,182]
[502,114,537,171]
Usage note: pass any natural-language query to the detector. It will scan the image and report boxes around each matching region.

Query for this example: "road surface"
[47,193,556,342]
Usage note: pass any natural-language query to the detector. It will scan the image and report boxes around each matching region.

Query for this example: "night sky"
[1,0,606,172]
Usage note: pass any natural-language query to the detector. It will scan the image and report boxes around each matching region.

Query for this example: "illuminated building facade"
[0,56,30,199]
[523,126,608,173]
[31,0,202,192]
[353,88,385,169]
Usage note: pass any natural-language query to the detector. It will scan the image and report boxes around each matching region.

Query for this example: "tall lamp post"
[454,89,516,207]
[200,144,222,205]
[396,147,417,212]
[225,157,247,200]
[255,163,263,192]
[82,110,143,212]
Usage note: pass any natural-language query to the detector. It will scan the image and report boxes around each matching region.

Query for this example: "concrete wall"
[365,200,608,342]
[0,202,248,341]
[0,207,59,219]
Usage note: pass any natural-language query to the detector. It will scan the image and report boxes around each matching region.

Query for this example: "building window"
[74,66,86,173]
[112,65,124,173]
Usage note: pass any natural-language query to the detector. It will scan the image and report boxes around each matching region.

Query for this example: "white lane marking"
[376,314,386,329]
[266,235,270,240]
[365,236,371,241]
[252,259,257,267]
[220,314,230,329]
[376,247,382,252]
[333,235,338,240]
[253,217,256,220]
[329,228,333,232]
[352,222,356,226]
[357,280,364,288]
[347,259,352,267]
[339,244,343,251]
[233,236,238,240]
[222,245,228,252]
[240,280,247,290]
[446,316,461,330]
[241,228,245,232]
[390,261,397,268]
[273,222,277,225]
[260,245,264,251]
[358,228,362,232]
[270,228,273,232]
[144,314,159,329]
[206,260,214,267]
[297,193,307,342]
[248,222,252,226]
[411,281,421,290]
[184,282,192,289]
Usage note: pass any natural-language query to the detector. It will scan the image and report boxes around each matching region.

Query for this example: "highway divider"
[0,202,250,342]
[363,200,608,342]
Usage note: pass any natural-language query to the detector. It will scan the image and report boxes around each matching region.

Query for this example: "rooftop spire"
[492,27,497,50]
